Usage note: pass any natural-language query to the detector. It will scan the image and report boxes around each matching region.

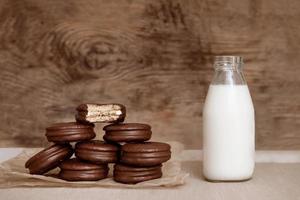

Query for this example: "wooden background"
[0,0,299,149]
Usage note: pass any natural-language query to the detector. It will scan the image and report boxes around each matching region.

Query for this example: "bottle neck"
[214,62,242,71]
[211,61,246,85]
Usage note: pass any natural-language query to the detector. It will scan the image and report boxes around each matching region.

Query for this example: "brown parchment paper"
[0,142,189,188]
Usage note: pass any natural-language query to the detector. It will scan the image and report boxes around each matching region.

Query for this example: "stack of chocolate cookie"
[103,123,171,184]
[25,103,171,184]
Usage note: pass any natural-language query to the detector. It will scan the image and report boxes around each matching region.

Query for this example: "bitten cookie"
[75,103,126,123]
[59,158,109,181]
[113,164,162,184]
[25,144,73,175]
[75,140,119,164]
[120,142,171,167]
[45,122,96,143]
[103,123,152,143]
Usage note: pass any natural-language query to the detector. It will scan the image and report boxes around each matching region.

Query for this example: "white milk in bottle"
[203,56,255,181]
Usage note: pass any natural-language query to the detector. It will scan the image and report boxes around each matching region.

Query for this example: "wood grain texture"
[0,0,299,149]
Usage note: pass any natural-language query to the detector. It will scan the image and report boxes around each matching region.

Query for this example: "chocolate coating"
[104,123,151,131]
[25,143,73,175]
[76,103,126,123]
[113,164,162,184]
[45,122,96,143]
[121,142,171,167]
[59,158,108,181]
[75,140,119,164]
[103,123,152,143]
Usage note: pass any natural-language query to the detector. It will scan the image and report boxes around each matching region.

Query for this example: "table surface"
[1,149,300,200]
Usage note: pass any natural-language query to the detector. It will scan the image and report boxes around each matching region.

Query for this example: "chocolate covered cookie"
[113,164,162,184]
[25,144,73,175]
[45,122,96,143]
[59,158,109,181]
[75,140,119,164]
[121,142,171,167]
[103,123,151,143]
[76,103,126,123]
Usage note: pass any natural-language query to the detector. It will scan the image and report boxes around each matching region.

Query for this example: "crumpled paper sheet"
[0,142,189,188]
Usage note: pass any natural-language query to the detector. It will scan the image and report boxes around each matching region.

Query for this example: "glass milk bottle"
[203,56,255,181]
